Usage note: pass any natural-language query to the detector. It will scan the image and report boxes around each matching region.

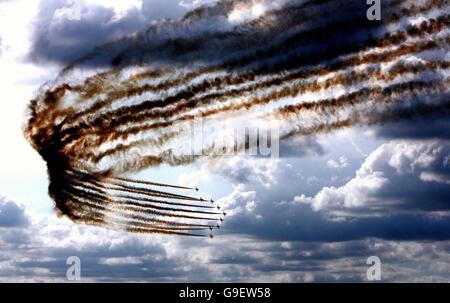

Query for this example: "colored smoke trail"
[24,0,450,235]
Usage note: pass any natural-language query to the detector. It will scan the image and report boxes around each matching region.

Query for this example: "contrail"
[23,0,450,235]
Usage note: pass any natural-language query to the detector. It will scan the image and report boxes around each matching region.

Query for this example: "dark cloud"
[279,136,324,158]
[1,196,450,282]
[28,0,189,65]
[375,111,450,140]
[142,0,188,21]
[14,240,183,281]
[222,195,450,242]
[27,0,400,70]
[207,138,450,242]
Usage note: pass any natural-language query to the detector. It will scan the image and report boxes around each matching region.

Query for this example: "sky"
[0,0,449,282]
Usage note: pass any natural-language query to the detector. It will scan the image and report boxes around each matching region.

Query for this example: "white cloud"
[298,140,450,218]
[227,0,291,24]
[326,156,348,169]
[99,256,143,266]
[219,184,256,217]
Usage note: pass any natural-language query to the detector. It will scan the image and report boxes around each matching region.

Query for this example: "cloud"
[375,112,450,140]
[26,0,395,70]
[326,156,348,169]
[0,196,29,227]
[300,140,450,218]
[189,135,450,243]
[279,137,324,158]
[0,202,185,281]
[221,185,450,242]
[28,0,190,65]
[1,188,450,282]
[142,0,190,21]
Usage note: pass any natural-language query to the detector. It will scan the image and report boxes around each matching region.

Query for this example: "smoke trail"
[77,58,448,166]
[24,0,450,235]
[29,0,441,137]
[57,4,447,138]
[58,15,450,155]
